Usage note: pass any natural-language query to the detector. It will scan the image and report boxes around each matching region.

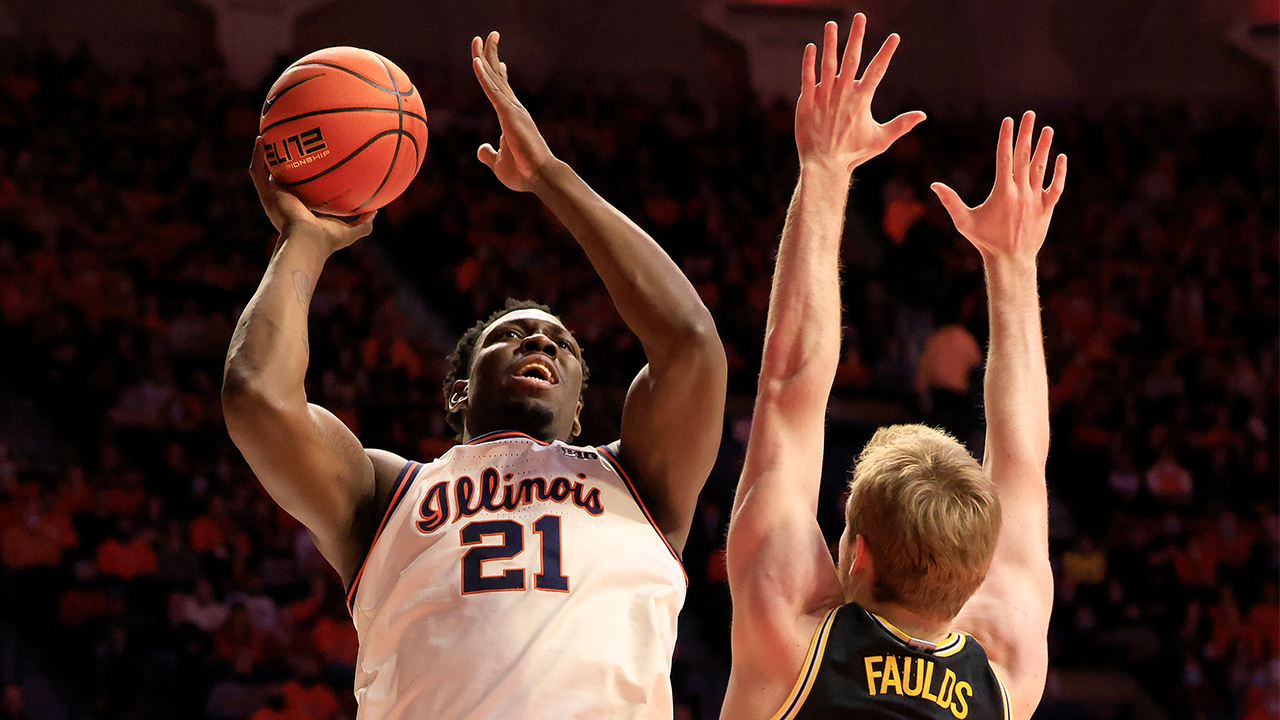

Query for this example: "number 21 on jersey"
[460,515,570,594]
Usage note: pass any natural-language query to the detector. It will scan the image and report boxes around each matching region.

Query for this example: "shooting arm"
[222,140,377,583]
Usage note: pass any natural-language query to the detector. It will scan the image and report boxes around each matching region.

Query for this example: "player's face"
[459,309,584,442]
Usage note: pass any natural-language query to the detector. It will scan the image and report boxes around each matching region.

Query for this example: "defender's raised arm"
[723,18,924,718]
[936,112,1066,719]
[470,32,727,552]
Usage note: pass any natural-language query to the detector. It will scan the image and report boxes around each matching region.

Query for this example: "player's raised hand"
[249,136,375,253]
[930,111,1067,262]
[472,31,556,193]
[796,16,925,174]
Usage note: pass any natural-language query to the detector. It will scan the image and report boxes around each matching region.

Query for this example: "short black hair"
[442,298,590,439]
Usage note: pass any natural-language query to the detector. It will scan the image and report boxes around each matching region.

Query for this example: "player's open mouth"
[511,357,558,387]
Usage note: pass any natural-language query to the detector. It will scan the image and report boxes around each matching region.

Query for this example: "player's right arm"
[221,137,381,585]
[723,18,924,717]
[934,113,1066,719]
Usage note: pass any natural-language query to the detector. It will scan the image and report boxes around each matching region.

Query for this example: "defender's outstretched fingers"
[930,182,971,226]
[1013,110,1036,186]
[884,110,928,144]
[995,117,1015,186]
[485,31,501,70]
[839,13,867,81]
[800,43,817,95]
[1030,126,1054,191]
[1045,154,1068,206]
[477,142,499,169]
[820,21,839,88]
[859,33,901,92]
[472,56,508,109]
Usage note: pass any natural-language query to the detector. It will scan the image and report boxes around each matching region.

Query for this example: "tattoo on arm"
[292,270,314,311]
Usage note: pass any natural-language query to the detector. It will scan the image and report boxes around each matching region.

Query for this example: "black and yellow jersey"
[770,603,1011,720]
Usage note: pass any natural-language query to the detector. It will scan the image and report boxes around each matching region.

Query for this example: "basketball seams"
[351,55,408,213]
[260,107,428,137]
[261,47,427,213]
[289,61,416,97]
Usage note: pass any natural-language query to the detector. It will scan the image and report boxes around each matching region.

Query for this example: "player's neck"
[857,599,953,646]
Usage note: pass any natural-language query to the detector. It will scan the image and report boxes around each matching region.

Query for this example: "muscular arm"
[936,113,1066,719]
[470,33,726,551]
[723,19,925,717]
[222,139,380,584]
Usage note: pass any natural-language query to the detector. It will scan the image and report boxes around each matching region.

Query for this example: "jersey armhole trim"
[769,607,839,720]
[990,662,1014,720]
[596,443,688,585]
[346,460,422,614]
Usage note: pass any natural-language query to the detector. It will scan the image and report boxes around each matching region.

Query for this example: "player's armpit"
[952,543,1053,720]
[222,385,375,582]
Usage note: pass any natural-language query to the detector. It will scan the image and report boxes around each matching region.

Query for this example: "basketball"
[259,47,428,216]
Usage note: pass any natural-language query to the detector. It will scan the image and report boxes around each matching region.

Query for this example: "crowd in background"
[0,41,1275,720]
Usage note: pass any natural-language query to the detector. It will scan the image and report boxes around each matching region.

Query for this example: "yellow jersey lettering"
[903,657,926,697]
[936,668,957,708]
[920,661,938,702]
[951,680,972,719]
[880,655,902,695]
[864,656,883,696]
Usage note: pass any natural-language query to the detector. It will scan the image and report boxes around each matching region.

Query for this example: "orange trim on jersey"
[990,663,1014,720]
[465,430,550,446]
[596,444,688,585]
[769,607,839,720]
[346,460,421,615]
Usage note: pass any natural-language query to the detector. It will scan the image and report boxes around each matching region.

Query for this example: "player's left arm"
[935,112,1065,720]
[470,32,726,552]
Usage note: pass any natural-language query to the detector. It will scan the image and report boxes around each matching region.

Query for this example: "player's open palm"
[931,111,1066,262]
[796,16,925,173]
[472,31,555,193]
[249,136,375,254]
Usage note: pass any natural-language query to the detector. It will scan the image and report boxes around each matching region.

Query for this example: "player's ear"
[850,533,873,579]
[570,400,583,439]
[447,380,469,414]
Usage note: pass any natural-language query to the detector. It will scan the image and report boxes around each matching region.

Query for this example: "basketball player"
[721,17,1065,720]
[223,32,726,719]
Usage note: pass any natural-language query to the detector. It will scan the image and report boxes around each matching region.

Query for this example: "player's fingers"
[1030,125,1053,190]
[485,31,501,70]
[883,110,927,144]
[248,137,274,195]
[994,116,1014,186]
[860,33,900,93]
[930,182,970,225]
[477,142,499,169]
[839,13,866,81]
[350,210,377,238]
[1045,153,1067,207]
[800,43,817,96]
[471,36,483,60]
[820,21,838,89]
[1013,110,1035,186]
[472,57,506,107]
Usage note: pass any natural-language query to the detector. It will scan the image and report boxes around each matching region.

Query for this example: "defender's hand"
[249,136,375,254]
[930,112,1066,262]
[796,16,925,174]
[472,31,556,193]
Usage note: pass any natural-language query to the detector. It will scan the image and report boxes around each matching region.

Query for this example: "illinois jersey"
[347,431,687,720]
[773,603,1010,720]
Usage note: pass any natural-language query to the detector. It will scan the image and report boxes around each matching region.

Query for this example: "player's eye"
[557,340,570,350]
[503,329,520,339]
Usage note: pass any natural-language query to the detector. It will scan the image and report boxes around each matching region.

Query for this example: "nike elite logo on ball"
[265,128,329,170]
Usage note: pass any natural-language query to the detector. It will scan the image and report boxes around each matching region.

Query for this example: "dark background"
[0,1,1276,718]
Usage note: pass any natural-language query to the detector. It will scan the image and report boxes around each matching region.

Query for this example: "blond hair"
[845,424,1001,621]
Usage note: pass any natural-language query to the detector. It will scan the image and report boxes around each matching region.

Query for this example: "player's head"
[837,424,1001,622]
[443,299,590,443]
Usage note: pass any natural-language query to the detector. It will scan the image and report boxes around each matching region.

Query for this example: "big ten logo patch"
[265,128,328,170]
[561,447,597,461]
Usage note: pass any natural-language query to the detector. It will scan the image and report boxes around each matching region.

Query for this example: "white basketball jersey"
[346,431,687,720]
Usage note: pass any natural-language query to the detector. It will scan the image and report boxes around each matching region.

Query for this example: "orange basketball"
[260,47,428,215]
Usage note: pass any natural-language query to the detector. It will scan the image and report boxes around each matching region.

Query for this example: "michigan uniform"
[347,431,687,720]
[772,603,1010,720]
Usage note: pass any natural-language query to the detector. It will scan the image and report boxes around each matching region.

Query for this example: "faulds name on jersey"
[864,654,975,719]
